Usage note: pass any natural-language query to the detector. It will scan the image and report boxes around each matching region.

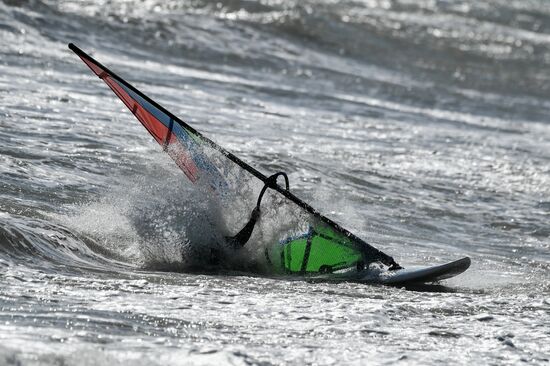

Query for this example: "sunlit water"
[1,0,549,364]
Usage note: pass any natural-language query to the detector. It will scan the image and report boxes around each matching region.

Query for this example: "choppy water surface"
[1,0,549,364]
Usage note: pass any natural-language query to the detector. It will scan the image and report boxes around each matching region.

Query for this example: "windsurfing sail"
[69,43,400,273]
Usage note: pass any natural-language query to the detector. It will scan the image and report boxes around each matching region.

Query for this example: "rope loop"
[256,172,289,208]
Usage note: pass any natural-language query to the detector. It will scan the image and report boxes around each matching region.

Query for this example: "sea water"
[0,0,549,364]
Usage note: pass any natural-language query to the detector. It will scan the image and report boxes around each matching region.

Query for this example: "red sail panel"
[76,54,200,183]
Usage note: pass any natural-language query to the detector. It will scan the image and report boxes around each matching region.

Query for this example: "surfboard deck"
[376,257,471,285]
